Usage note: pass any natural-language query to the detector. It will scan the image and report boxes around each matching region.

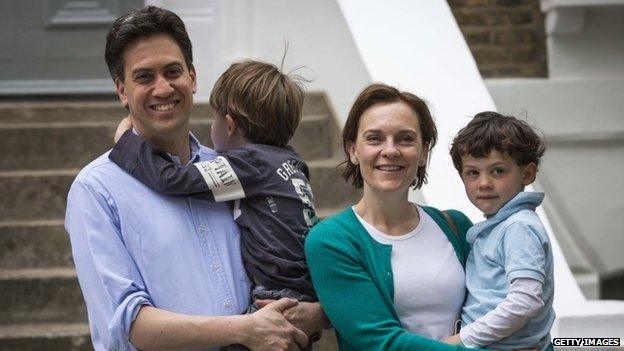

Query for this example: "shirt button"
[211,263,220,271]
[224,300,232,308]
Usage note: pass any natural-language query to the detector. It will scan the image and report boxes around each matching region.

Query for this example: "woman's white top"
[354,205,466,340]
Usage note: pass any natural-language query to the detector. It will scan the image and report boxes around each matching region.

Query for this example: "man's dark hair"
[105,6,193,81]
[450,111,546,172]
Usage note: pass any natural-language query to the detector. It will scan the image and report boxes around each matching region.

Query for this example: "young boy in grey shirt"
[109,60,321,347]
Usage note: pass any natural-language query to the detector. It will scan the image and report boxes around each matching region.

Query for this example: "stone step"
[0,92,329,124]
[0,323,92,351]
[308,158,361,209]
[0,112,334,171]
[0,268,87,325]
[0,169,75,223]
[0,220,72,270]
[0,161,359,222]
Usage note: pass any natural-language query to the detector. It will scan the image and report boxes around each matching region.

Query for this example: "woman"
[305,84,473,350]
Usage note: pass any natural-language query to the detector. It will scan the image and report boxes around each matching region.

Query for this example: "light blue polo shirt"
[461,192,555,350]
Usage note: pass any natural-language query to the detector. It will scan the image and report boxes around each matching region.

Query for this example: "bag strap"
[442,210,460,241]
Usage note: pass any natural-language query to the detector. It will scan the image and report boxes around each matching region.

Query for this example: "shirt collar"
[467,191,545,243]
[491,191,544,220]
[188,132,201,164]
[132,128,201,166]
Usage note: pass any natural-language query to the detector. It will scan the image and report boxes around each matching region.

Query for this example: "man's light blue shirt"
[65,135,251,351]
[461,191,555,350]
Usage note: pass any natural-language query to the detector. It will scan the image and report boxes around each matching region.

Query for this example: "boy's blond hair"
[209,60,305,147]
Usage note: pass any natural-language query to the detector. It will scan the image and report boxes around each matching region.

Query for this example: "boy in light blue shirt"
[444,112,555,350]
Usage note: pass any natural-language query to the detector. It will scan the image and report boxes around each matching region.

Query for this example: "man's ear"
[225,114,238,137]
[115,78,129,108]
[189,64,197,94]
[522,162,538,186]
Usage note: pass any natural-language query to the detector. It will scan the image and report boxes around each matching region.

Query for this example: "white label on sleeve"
[193,156,245,202]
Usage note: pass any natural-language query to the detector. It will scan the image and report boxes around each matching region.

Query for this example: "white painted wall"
[542,1,624,78]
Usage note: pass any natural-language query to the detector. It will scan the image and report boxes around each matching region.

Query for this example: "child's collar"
[467,191,544,243]
[488,191,544,220]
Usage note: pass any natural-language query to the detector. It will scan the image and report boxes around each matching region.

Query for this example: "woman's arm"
[305,222,467,351]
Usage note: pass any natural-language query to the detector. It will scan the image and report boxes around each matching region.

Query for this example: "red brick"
[495,0,533,6]
[448,0,493,6]
[508,11,535,25]
[453,8,507,26]
[447,0,547,78]
[510,46,536,63]
[493,29,536,44]
[463,29,492,44]
[472,47,508,65]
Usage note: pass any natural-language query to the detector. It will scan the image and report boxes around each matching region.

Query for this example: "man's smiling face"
[115,33,196,143]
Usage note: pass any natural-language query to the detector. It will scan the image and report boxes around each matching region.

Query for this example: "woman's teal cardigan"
[305,206,473,351]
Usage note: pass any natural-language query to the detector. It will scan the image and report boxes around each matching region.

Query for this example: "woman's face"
[348,101,428,195]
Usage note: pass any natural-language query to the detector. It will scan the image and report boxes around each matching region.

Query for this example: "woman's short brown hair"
[342,83,438,189]
[209,60,305,147]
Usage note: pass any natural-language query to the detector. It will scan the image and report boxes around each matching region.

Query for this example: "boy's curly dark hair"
[450,111,545,172]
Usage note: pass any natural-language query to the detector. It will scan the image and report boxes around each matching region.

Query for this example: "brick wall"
[448,0,547,78]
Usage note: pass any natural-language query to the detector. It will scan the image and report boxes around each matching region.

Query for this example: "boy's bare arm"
[114,116,133,143]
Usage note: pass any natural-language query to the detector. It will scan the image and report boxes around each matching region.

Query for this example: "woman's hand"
[442,333,462,344]
[255,299,329,336]
[114,115,133,143]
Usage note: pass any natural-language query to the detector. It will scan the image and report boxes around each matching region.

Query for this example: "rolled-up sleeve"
[66,178,153,351]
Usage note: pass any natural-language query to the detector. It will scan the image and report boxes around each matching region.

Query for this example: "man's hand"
[442,333,462,345]
[255,299,329,336]
[242,298,308,351]
[114,115,133,143]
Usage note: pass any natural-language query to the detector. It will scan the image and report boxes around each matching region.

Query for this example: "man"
[65,6,324,350]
